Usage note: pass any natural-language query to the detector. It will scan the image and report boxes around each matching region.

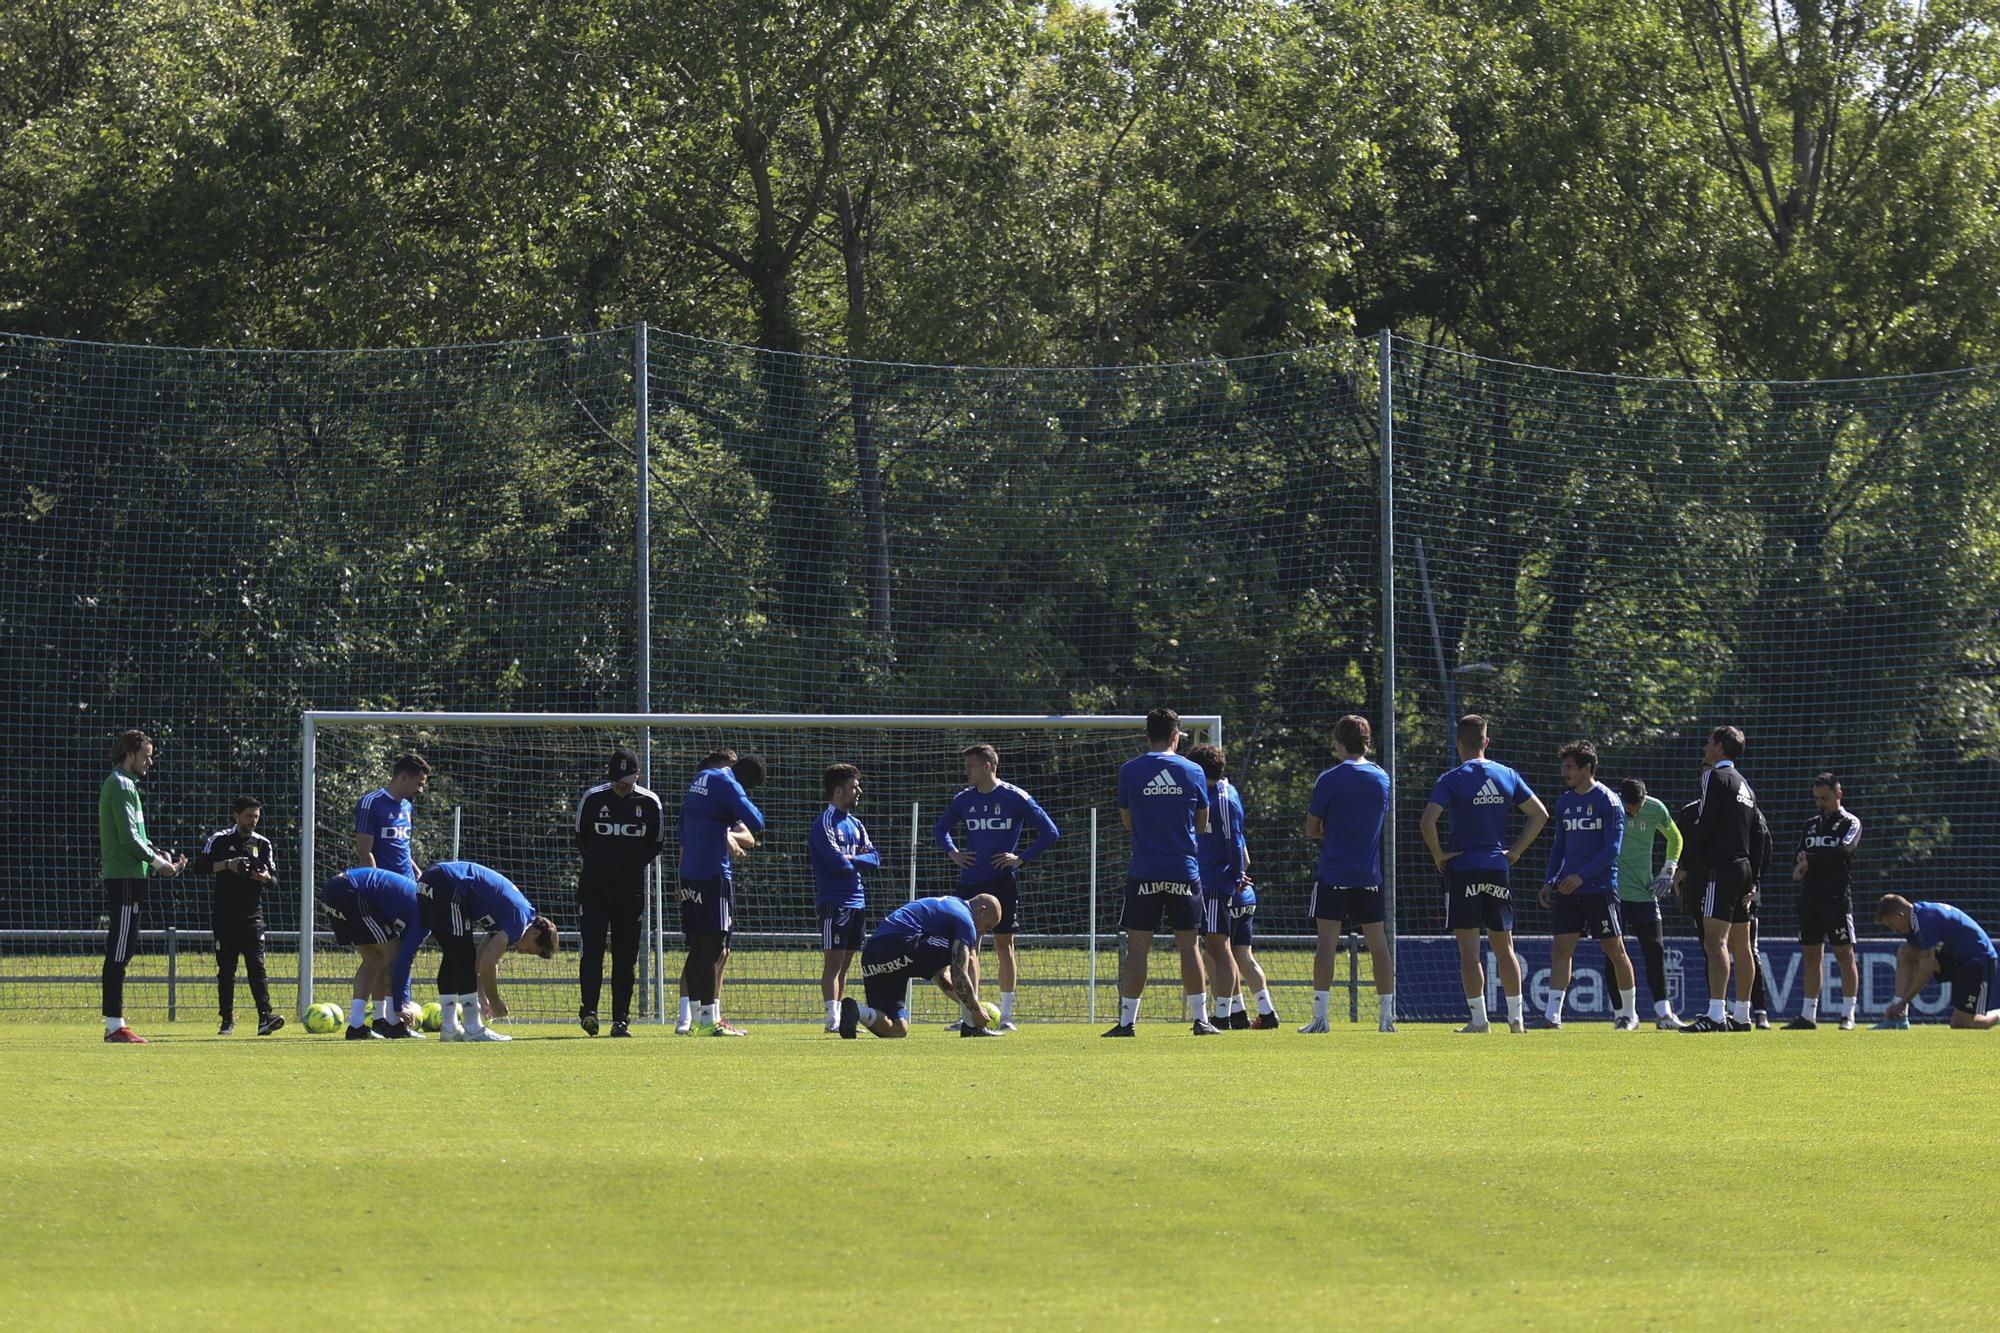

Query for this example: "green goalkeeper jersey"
[99,769,157,879]
[1615,795,1681,902]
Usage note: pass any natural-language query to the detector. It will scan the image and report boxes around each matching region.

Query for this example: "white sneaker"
[1613,1014,1640,1031]
[1378,1019,1397,1033]
[1655,1011,1688,1031]
[674,1018,693,1036]
[823,1021,839,1033]
[438,1028,465,1043]
[1507,1017,1527,1033]
[463,1027,511,1042]
[1298,1017,1330,1033]
[1455,1020,1490,1033]
[997,1020,1018,1032]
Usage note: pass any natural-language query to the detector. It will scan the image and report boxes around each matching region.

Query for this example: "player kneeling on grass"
[840,894,1002,1039]
[417,860,557,1042]
[1873,895,2000,1030]
[1538,740,1640,1031]
[320,867,431,1040]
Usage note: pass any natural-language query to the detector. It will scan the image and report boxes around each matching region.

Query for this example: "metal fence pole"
[908,800,919,1016]
[636,321,664,1023]
[1088,807,1098,1024]
[1377,329,1399,970]
[167,924,178,1022]
[299,714,316,1018]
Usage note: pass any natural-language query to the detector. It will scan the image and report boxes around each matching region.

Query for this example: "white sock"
[1212,993,1231,1017]
[1119,995,1140,1026]
[1467,995,1489,1025]
[855,1003,878,1026]
[1313,989,1330,1021]
[377,998,394,1023]
[460,995,486,1034]
[699,1003,719,1027]
[1618,988,1636,1020]
[1380,992,1395,1022]
[105,1015,124,1035]
[1505,994,1525,1023]
[1655,999,1671,1018]
[1707,999,1727,1022]
[1843,997,1857,1019]
[1256,988,1275,1016]
[439,999,463,1034]
[960,1003,978,1024]
[1731,999,1751,1024]
[999,991,1015,1022]
[1802,996,1820,1021]
[678,996,692,1026]
[1546,989,1567,1021]
[825,999,840,1026]
[1189,992,1209,1022]
[349,997,369,1028]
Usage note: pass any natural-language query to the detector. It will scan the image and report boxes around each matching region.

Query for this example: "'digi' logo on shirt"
[1563,814,1604,831]
[1142,770,1184,797]
[1472,779,1505,806]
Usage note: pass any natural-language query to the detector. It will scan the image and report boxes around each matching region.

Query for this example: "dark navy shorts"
[1444,864,1514,933]
[1621,898,1662,934]
[1310,882,1384,927]
[857,931,921,1019]
[677,877,734,936]
[819,907,866,952]
[1121,878,1200,933]
[955,870,1019,934]
[1941,954,1997,1017]
[1549,890,1622,941]
[1798,893,1856,946]
[321,874,400,947]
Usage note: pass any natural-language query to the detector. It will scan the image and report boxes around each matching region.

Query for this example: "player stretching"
[99,730,186,1043]
[1188,743,1246,1031]
[320,867,431,1039]
[1788,775,1861,1030]
[1105,708,1217,1037]
[678,748,766,1036]
[813,764,880,1032]
[839,894,1004,1038]
[1302,715,1393,1034]
[1538,741,1638,1030]
[574,749,667,1038]
[1673,727,1760,1033]
[1421,715,1548,1034]
[354,753,428,878]
[416,860,557,1042]
[1614,779,1685,1029]
[192,796,283,1036]
[933,743,1060,1030]
[1874,895,2000,1029]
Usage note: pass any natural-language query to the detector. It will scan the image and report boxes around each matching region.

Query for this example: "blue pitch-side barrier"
[1395,934,1958,1023]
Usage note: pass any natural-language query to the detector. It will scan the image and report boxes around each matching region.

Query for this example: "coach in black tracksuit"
[1674,725,1763,1031]
[190,796,282,1035]
[575,749,667,1036]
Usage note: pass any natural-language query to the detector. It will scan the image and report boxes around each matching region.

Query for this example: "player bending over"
[813,763,880,1032]
[839,894,1004,1038]
[1422,715,1548,1034]
[933,743,1060,1031]
[1188,743,1246,1031]
[1105,709,1217,1037]
[320,867,431,1039]
[1874,895,2000,1030]
[1302,715,1392,1033]
[677,748,766,1036]
[1539,741,1638,1029]
[416,860,557,1042]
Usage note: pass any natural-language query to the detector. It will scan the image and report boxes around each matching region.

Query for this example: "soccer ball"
[303,1002,342,1034]
[419,1001,444,1033]
[980,1000,1002,1028]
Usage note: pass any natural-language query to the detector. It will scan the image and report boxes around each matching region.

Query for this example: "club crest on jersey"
[1142,770,1184,796]
[1472,779,1505,806]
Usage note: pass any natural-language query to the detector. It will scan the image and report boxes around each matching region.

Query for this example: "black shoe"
[371,1017,401,1037]
[580,1008,599,1037]
[1229,1009,1251,1030]
[1753,1011,1772,1030]
[1101,1023,1136,1037]
[960,1023,1001,1037]
[838,996,860,1039]
[378,1021,418,1039]
[1725,1017,1752,1032]
[256,1013,285,1036]
[345,1024,385,1040]
[1251,1011,1280,1030]
[1783,1016,1818,1030]
[1683,1016,1724,1032]
[1192,1018,1223,1035]
[218,1019,234,1036]
[609,1020,631,1038]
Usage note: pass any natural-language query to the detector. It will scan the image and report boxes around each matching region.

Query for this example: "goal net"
[303,710,1226,1024]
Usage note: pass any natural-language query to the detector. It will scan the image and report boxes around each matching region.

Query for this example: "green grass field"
[4,1020,1995,1329]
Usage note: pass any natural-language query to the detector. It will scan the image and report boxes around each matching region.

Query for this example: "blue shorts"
[677,877,733,936]
[1621,898,1662,932]
[1549,890,1622,941]
[1310,882,1384,927]
[858,932,921,1019]
[1225,895,1255,947]
[321,875,399,947]
[1120,878,1201,933]
[1941,955,1998,1017]
[819,907,866,952]
[1444,865,1514,933]
[956,871,1019,934]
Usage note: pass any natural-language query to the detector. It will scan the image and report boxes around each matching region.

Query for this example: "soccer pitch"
[2,1023,1992,1328]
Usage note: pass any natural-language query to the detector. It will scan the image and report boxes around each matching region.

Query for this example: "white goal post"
[299,711,1222,1021]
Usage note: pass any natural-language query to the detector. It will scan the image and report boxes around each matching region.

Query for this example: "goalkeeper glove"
[1649,859,1678,898]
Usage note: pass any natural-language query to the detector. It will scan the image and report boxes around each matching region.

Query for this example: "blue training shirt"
[1907,901,1999,965]
[932,782,1061,887]
[1117,750,1210,882]
[810,804,879,912]
[1428,759,1536,874]
[1546,782,1625,895]
[354,787,416,878]
[1196,777,1247,894]
[1309,758,1390,886]
[679,766,766,882]
[343,867,429,1010]
[427,860,534,942]
[876,895,980,978]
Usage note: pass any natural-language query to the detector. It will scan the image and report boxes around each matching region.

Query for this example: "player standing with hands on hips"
[933,743,1060,1030]
[99,729,186,1043]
